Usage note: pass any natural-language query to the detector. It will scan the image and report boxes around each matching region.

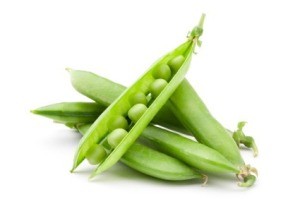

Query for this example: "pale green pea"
[168,55,185,72]
[149,79,168,98]
[107,128,128,148]
[128,103,148,123]
[152,64,172,81]
[130,92,148,105]
[107,115,128,131]
[85,144,107,165]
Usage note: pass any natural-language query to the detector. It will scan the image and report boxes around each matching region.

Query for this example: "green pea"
[107,115,128,131]
[85,144,107,165]
[130,92,147,105]
[152,64,172,81]
[168,55,185,72]
[128,103,148,123]
[107,128,128,148]
[149,79,168,98]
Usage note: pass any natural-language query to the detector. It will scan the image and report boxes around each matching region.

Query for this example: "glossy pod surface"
[31,102,104,124]
[72,40,196,176]
[68,70,186,133]
[77,124,204,181]
[141,126,239,174]
[169,79,244,166]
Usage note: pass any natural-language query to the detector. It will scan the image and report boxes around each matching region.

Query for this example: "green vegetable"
[31,102,104,124]
[77,124,206,181]
[152,64,172,81]
[169,80,241,165]
[107,128,128,148]
[149,79,168,98]
[107,115,129,132]
[128,104,148,123]
[141,126,239,174]
[168,79,257,185]
[67,70,186,133]
[168,55,185,72]
[85,144,107,165]
[71,14,205,178]
[129,92,148,105]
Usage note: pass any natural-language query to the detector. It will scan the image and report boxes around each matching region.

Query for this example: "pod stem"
[201,174,208,186]
[232,121,258,157]
[188,13,206,47]
[238,175,256,187]
[237,165,258,187]
[198,13,206,29]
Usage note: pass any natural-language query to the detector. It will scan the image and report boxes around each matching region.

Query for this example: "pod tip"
[201,174,208,186]
[30,109,37,114]
[89,172,97,180]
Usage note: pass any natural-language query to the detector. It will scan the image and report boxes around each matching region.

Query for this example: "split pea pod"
[72,15,206,177]
[76,124,205,181]
[67,70,186,133]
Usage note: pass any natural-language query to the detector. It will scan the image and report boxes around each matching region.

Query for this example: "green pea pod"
[71,15,205,177]
[141,126,239,174]
[169,80,244,165]
[141,126,257,187]
[67,69,186,133]
[32,104,254,186]
[79,123,255,186]
[31,102,104,124]
[76,124,206,181]
[168,68,257,186]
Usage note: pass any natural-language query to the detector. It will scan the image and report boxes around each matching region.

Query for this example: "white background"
[1,0,299,198]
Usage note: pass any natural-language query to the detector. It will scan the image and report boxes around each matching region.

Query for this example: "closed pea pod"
[71,14,206,178]
[168,79,257,186]
[142,125,255,186]
[31,102,105,124]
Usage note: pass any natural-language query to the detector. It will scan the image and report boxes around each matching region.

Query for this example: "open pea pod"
[71,15,206,177]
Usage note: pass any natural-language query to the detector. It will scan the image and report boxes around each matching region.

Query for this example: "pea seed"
[85,144,107,165]
[168,55,185,72]
[130,92,147,105]
[128,103,147,123]
[149,79,168,98]
[152,64,172,81]
[107,115,128,132]
[107,128,128,148]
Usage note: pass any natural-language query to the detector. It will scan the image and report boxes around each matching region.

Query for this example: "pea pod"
[169,80,241,164]
[140,126,256,187]
[67,70,186,133]
[141,126,238,174]
[71,15,205,177]
[31,102,104,124]
[76,124,206,181]
[168,74,257,185]
[32,103,254,186]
